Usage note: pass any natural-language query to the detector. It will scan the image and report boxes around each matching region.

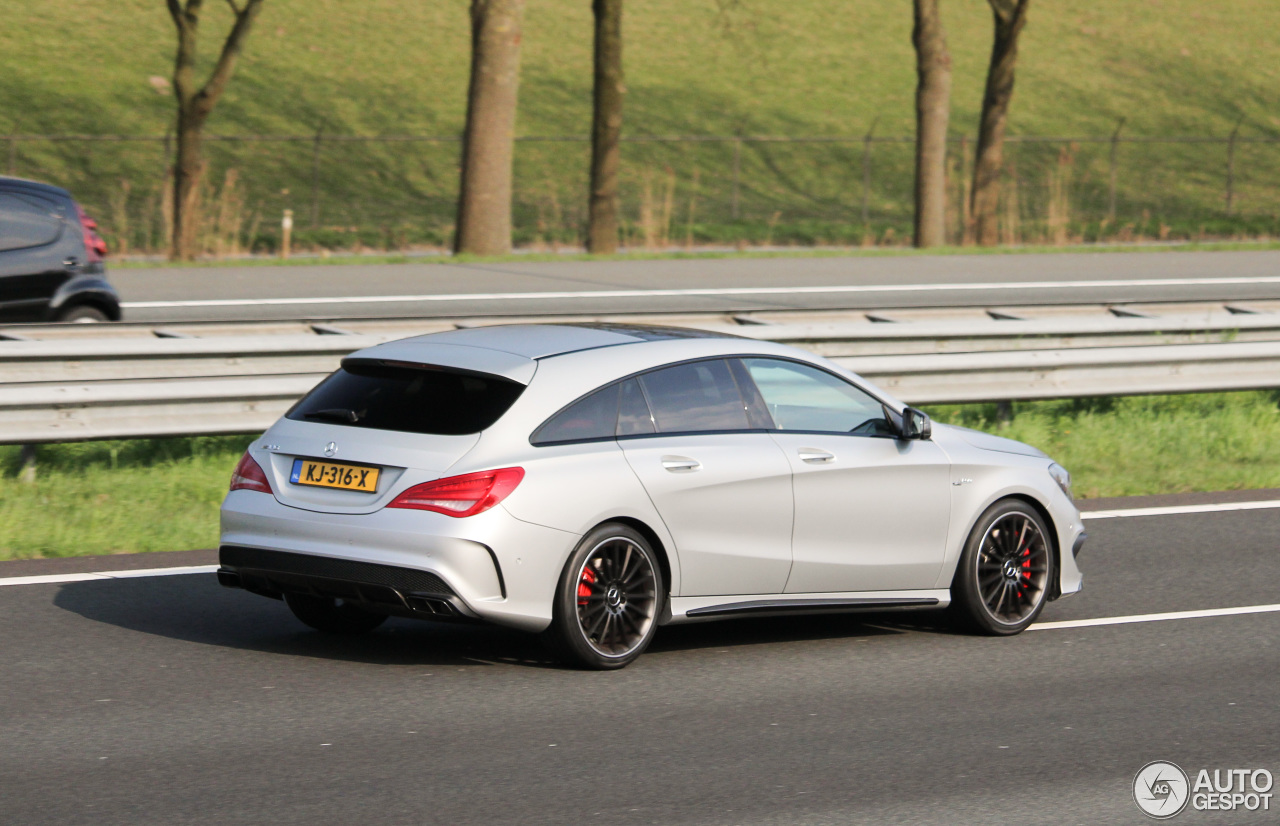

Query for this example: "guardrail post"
[1226,117,1243,216]
[18,444,36,484]
[995,400,1013,429]
[1108,118,1125,223]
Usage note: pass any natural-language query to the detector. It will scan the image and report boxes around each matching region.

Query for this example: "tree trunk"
[455,0,526,256]
[167,0,266,261]
[971,0,1030,247]
[912,0,952,249]
[587,0,624,254]
[173,105,206,261]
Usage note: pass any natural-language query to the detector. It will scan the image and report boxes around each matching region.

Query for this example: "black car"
[0,176,121,323]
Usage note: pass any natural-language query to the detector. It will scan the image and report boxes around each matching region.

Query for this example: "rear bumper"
[218,545,475,620]
[220,490,579,632]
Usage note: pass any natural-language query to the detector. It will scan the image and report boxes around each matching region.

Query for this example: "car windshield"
[286,362,525,436]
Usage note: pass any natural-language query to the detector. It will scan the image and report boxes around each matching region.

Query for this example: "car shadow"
[52,574,951,669]
[650,610,942,654]
[51,574,557,669]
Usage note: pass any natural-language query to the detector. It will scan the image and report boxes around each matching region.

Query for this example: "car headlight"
[1048,462,1073,501]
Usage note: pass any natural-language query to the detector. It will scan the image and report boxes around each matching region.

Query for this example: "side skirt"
[665,589,951,625]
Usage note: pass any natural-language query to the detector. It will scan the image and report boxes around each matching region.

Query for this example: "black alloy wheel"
[952,500,1054,635]
[543,523,664,669]
[284,592,389,634]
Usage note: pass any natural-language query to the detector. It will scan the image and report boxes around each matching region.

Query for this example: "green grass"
[926,392,1280,499]
[2,1,1279,253]
[3,392,1279,561]
[105,239,1280,270]
[0,436,252,560]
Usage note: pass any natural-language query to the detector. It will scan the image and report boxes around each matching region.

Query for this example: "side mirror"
[900,406,932,440]
[881,403,904,436]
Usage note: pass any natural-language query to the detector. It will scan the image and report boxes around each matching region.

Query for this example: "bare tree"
[912,0,952,248]
[166,0,266,261]
[455,0,526,256]
[970,0,1031,246]
[587,0,624,254]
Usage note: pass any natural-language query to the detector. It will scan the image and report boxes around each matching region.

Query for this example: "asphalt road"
[2,500,1277,824]
[111,249,1280,322]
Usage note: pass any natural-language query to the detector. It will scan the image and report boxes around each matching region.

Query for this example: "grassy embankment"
[3,392,1279,561]
[2,0,1279,253]
[103,238,1280,270]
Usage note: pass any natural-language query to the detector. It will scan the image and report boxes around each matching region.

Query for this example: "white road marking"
[0,564,218,587]
[1081,500,1280,520]
[1031,604,1280,630]
[0,500,1276,589]
[120,275,1280,309]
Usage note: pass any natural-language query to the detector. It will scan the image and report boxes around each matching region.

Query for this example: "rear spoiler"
[340,341,537,384]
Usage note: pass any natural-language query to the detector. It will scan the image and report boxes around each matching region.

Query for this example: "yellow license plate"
[290,458,380,492]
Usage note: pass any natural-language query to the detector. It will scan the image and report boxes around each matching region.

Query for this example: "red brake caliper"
[578,567,596,606]
[1019,547,1032,598]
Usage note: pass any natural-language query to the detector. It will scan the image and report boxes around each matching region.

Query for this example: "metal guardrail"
[3,305,1280,443]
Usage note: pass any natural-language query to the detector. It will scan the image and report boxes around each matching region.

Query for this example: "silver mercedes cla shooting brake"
[219,323,1085,669]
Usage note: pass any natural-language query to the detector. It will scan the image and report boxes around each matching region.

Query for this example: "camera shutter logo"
[1134,761,1190,819]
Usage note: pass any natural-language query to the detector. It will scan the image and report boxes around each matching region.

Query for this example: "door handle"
[798,448,836,464]
[661,455,701,472]
[63,257,80,271]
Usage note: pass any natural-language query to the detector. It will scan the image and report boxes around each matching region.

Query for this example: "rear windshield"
[286,362,525,436]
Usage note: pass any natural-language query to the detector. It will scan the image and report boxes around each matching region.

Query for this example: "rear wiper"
[304,408,360,423]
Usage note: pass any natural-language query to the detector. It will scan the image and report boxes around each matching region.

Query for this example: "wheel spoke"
[619,609,641,637]
[587,607,609,638]
[619,545,633,582]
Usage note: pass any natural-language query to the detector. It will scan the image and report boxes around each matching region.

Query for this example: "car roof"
[0,176,72,200]
[343,323,746,385]
[412,323,740,359]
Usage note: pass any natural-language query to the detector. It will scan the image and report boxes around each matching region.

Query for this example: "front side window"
[287,362,524,436]
[639,359,751,434]
[741,358,888,435]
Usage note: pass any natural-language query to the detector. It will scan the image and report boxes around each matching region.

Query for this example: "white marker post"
[281,209,293,260]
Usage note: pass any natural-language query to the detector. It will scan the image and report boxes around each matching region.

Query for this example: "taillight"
[386,467,524,517]
[230,451,273,494]
[74,202,108,263]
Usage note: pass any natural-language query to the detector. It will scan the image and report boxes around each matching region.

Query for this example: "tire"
[542,524,665,670]
[284,592,388,635]
[58,305,109,323]
[951,499,1055,636]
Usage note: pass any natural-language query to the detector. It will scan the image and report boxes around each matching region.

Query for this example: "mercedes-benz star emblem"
[323,441,337,458]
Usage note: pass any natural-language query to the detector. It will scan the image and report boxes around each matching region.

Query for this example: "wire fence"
[5,129,1279,255]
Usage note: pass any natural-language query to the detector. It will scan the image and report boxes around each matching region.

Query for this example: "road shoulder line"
[0,565,219,587]
[1081,500,1280,520]
[1032,604,1280,630]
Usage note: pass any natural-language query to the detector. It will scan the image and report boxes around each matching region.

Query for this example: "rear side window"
[531,383,620,445]
[287,362,524,436]
[531,378,655,446]
[0,192,62,252]
[639,359,751,434]
[617,378,655,436]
